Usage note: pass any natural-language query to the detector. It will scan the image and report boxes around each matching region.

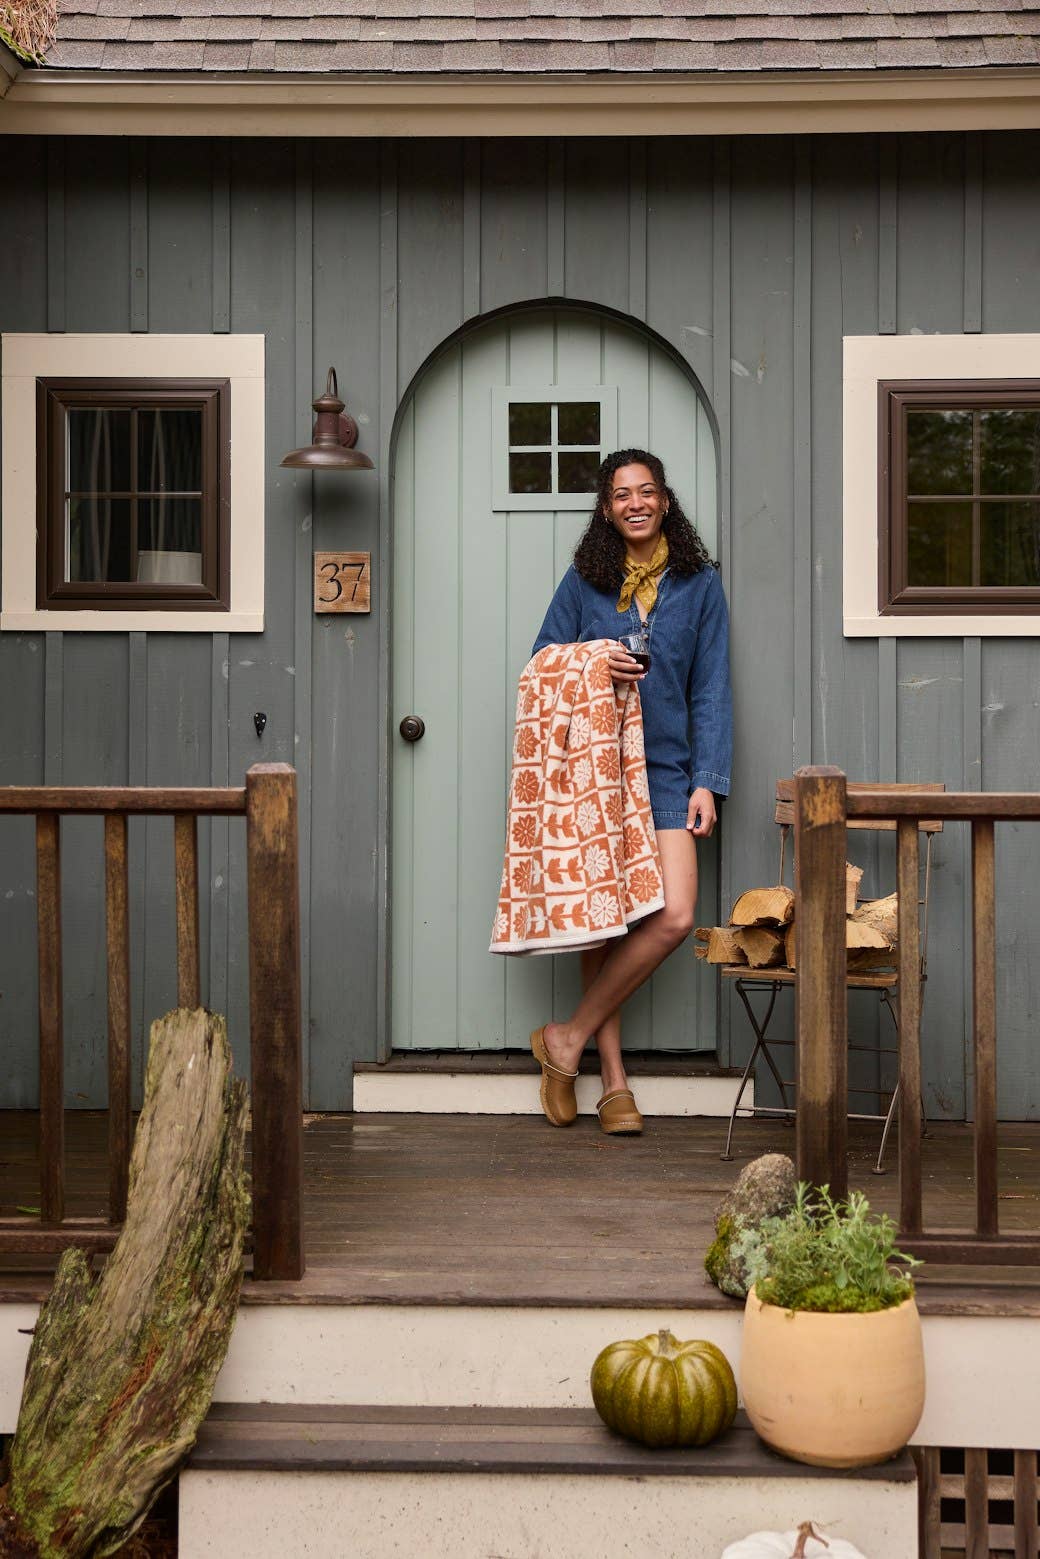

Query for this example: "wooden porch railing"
[793,765,1040,1265]
[0,762,303,1281]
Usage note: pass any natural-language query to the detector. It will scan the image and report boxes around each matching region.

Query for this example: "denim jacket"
[532,562,732,829]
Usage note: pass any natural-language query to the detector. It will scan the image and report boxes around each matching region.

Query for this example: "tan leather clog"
[596,1087,643,1135]
[530,1026,579,1127]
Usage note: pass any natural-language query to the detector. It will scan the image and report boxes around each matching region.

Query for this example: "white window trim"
[1,332,264,632]
[491,385,617,511]
[844,333,1040,638]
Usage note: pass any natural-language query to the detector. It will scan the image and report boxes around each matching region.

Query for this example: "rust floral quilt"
[489,640,665,956]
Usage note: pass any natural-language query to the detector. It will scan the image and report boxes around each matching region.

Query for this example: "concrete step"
[180,1405,919,1557]
[353,1050,751,1116]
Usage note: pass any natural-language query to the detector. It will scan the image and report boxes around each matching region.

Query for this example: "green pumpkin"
[590,1328,737,1449]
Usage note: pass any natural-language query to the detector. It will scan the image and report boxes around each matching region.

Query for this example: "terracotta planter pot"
[740,1286,925,1469]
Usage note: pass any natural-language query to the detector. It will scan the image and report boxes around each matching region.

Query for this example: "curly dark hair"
[572,448,715,591]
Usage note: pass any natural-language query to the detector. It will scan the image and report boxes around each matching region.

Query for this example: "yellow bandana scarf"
[616,534,669,615]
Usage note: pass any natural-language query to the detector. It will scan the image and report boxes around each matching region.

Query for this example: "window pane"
[980,409,1040,496]
[981,501,1040,587]
[139,497,203,561]
[558,401,600,446]
[906,411,972,496]
[907,501,973,587]
[558,450,600,494]
[67,497,133,582]
[67,409,131,494]
[138,408,204,493]
[508,403,550,446]
[508,451,552,494]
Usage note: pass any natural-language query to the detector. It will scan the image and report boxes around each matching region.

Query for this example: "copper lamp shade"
[280,367,374,472]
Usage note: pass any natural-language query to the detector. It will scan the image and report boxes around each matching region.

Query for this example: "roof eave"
[3,64,1040,136]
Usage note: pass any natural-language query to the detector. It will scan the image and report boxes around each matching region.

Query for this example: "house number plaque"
[314,551,371,614]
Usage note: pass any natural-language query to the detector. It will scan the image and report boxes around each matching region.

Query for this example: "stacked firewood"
[695,864,899,973]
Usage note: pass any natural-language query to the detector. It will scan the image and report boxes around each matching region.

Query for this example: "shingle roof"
[46,0,1040,72]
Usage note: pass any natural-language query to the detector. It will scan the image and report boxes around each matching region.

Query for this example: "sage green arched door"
[392,308,719,1052]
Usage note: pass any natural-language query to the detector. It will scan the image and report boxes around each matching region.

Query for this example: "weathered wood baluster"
[174,813,201,1009]
[793,766,848,1199]
[1013,1449,1038,1559]
[36,813,64,1225]
[972,817,998,1240]
[246,763,304,1281]
[896,817,923,1238]
[105,813,132,1222]
[963,1447,990,1559]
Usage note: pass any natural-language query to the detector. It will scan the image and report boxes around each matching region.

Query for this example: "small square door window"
[37,379,230,609]
[493,387,618,511]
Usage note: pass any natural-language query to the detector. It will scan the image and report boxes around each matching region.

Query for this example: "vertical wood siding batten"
[463,141,481,323]
[293,140,314,1102]
[711,137,733,1067]
[47,138,65,334]
[130,140,148,334]
[127,633,148,1100]
[209,146,233,1012]
[628,139,647,323]
[793,137,812,772]
[546,140,565,298]
[377,138,399,1063]
[878,137,898,337]
[963,133,984,335]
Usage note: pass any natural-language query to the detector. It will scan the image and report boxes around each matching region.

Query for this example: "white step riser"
[2,1302,1034,1451]
[352,1072,751,1116]
[180,1468,917,1559]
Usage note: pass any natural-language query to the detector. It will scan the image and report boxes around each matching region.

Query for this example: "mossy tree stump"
[4,1007,249,1558]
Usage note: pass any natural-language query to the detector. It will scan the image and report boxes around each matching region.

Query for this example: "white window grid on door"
[491,386,618,511]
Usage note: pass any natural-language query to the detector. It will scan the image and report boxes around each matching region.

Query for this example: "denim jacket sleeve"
[532,566,582,657]
[689,566,732,797]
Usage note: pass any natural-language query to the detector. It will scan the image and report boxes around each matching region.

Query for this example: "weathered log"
[734,927,787,968]
[728,885,795,928]
[694,926,747,964]
[850,891,898,946]
[6,1008,249,1559]
[846,862,864,916]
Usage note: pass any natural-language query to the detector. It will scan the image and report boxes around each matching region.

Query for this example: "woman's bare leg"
[544,830,698,1074]
[582,945,627,1095]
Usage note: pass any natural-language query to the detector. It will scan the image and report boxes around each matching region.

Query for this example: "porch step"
[353,1050,751,1116]
[179,1405,918,1558]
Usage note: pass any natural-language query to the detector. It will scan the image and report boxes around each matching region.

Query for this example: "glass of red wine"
[618,629,650,673]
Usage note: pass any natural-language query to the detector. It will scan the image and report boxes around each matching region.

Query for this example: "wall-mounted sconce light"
[279,367,374,472]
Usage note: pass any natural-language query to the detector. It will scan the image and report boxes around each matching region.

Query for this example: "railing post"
[793,766,848,1197]
[246,763,304,1280]
[896,817,923,1237]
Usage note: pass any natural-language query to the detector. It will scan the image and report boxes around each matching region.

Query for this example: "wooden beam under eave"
[3,66,1040,136]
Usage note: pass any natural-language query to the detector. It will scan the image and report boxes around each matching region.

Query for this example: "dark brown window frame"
[36,378,231,611]
[879,378,1040,615]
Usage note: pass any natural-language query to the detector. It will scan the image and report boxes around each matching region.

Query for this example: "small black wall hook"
[253,711,267,739]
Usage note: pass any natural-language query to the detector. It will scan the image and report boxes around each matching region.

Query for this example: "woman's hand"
[606,642,645,684]
[687,787,717,838]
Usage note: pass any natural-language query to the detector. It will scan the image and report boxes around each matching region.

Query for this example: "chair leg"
[720,981,784,1163]
[873,1078,900,1176]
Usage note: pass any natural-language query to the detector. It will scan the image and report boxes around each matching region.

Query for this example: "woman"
[529,448,732,1134]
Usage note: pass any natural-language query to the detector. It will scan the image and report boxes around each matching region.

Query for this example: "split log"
[728,885,795,929]
[5,1008,249,1559]
[850,891,898,946]
[784,923,797,970]
[847,948,899,974]
[695,926,747,964]
[846,862,864,915]
[734,927,787,969]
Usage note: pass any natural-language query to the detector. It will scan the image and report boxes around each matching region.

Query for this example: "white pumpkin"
[721,1521,868,1559]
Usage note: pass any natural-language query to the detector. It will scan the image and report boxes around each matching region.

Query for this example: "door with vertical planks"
[392,308,719,1052]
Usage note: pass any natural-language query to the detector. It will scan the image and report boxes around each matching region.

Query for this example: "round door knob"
[399,715,426,743]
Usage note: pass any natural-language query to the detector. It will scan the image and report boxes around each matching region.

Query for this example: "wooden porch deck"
[2,1109,1040,1312]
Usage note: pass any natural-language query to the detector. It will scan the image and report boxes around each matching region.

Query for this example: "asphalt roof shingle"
[45,0,1040,71]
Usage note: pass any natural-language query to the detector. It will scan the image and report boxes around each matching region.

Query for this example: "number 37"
[314,552,371,614]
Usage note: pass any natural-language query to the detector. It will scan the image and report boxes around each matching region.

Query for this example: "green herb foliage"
[733,1184,921,1314]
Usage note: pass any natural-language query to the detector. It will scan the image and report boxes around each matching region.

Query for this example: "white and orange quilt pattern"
[489,641,665,956]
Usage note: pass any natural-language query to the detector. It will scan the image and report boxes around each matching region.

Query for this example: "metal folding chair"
[720,780,943,1175]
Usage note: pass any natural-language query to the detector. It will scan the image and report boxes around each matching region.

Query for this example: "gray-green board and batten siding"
[0,132,1038,1120]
